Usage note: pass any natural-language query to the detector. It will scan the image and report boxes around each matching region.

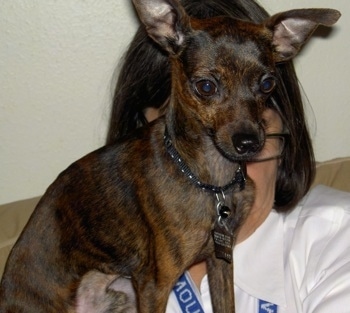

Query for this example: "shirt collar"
[233,209,287,307]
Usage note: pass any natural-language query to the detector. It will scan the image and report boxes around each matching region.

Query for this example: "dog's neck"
[165,104,238,188]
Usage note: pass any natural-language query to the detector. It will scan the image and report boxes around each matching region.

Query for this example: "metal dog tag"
[212,217,234,263]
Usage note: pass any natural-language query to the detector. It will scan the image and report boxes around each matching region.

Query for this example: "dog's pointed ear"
[132,0,191,55]
[265,8,341,62]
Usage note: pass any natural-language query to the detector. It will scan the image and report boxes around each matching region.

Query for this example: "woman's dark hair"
[106,0,315,212]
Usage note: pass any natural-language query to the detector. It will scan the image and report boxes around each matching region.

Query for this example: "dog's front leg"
[133,275,175,313]
[207,255,235,313]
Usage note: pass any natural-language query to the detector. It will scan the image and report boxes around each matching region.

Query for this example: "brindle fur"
[0,0,340,312]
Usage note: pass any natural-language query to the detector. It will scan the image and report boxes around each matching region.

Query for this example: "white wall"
[1,0,349,204]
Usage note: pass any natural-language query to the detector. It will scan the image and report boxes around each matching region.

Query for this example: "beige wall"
[1,0,349,204]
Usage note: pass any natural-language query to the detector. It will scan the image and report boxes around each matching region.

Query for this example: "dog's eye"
[260,77,276,94]
[195,80,218,97]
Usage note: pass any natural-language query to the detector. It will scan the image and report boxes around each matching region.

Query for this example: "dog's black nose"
[232,133,260,155]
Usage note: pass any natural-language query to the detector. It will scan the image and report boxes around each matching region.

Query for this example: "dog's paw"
[106,276,137,313]
[76,271,137,313]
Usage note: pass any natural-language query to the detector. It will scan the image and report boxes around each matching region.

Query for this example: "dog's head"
[133,0,340,160]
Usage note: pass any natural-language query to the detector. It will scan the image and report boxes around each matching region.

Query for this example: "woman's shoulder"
[284,186,350,310]
[285,185,350,227]
[286,184,350,245]
[299,184,350,216]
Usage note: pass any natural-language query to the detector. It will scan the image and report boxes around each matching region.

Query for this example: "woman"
[106,0,350,312]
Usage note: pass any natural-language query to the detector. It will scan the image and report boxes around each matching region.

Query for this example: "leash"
[164,127,246,263]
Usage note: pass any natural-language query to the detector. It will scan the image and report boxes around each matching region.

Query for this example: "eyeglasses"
[248,133,289,162]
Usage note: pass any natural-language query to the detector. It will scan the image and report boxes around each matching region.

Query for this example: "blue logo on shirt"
[259,300,278,313]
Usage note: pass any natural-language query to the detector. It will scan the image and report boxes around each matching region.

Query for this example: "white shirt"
[166,185,350,312]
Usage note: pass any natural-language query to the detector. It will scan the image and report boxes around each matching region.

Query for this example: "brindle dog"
[0,0,340,312]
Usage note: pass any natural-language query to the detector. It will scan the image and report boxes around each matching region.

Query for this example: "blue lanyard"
[174,274,279,313]
[258,300,278,313]
[173,273,205,313]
